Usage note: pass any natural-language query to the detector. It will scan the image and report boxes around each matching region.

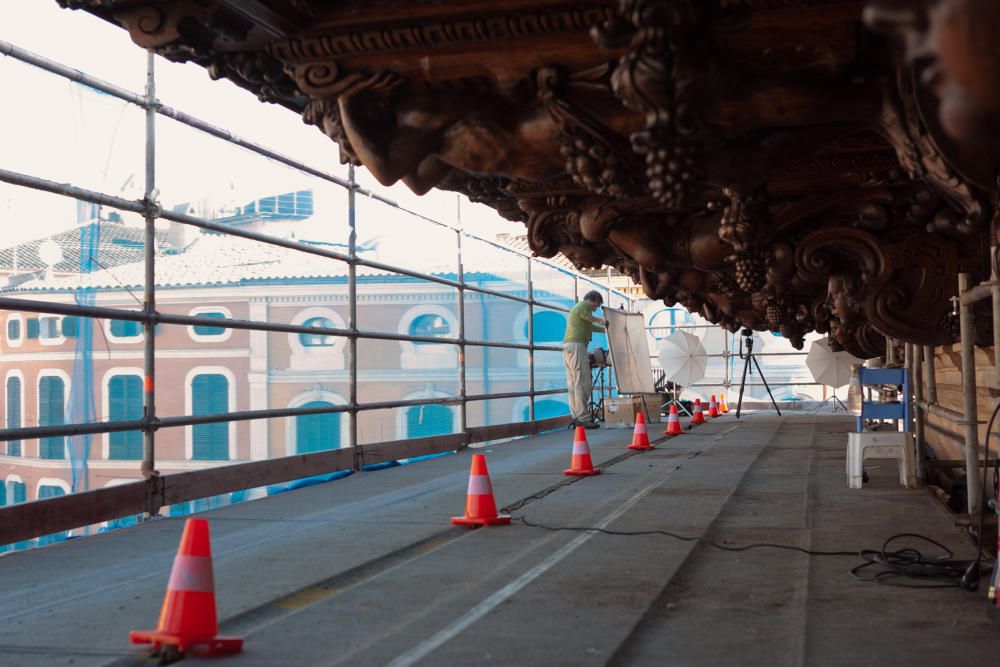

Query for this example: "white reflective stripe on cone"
[467,474,493,496]
[635,423,647,434]
[572,441,590,455]
[167,555,215,593]
[668,414,679,423]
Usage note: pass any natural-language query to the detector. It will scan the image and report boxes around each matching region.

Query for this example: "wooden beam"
[0,419,569,546]
[0,481,147,547]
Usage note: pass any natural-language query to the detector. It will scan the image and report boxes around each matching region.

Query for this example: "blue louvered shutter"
[39,376,65,459]
[0,481,5,507]
[9,481,25,504]
[296,401,340,454]
[406,404,453,438]
[6,376,21,456]
[7,319,19,341]
[109,375,142,459]
[62,317,78,338]
[26,319,39,339]
[192,374,229,460]
[110,319,140,338]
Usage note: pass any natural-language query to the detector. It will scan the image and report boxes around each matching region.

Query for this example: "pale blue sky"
[0,0,523,254]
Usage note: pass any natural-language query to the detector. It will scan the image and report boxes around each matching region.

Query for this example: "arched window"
[108,375,143,459]
[288,308,346,370]
[295,401,341,453]
[191,373,230,460]
[397,306,458,369]
[6,315,22,346]
[299,317,335,347]
[38,375,66,459]
[6,375,21,456]
[409,314,451,344]
[523,311,566,343]
[406,404,455,438]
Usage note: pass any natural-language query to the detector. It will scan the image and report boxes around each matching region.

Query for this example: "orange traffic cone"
[708,395,719,418]
[664,404,683,435]
[691,398,706,425]
[452,454,511,526]
[130,518,243,656]
[564,426,601,476]
[720,392,730,414]
[628,412,654,450]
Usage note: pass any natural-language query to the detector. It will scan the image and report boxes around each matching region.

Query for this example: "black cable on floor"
[515,517,996,588]
[849,533,990,589]
[514,515,857,556]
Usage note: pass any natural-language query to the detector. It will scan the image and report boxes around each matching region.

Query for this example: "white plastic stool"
[846,431,918,489]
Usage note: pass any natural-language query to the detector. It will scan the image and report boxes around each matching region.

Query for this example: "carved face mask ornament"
[865,0,1000,147]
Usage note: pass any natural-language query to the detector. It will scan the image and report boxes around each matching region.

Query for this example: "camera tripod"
[735,329,782,419]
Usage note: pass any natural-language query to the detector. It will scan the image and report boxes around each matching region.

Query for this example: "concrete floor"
[1,415,997,666]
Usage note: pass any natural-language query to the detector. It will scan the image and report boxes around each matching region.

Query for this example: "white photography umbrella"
[806,337,862,410]
[658,330,708,387]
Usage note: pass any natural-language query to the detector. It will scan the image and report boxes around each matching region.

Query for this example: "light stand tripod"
[735,328,782,419]
[589,363,610,422]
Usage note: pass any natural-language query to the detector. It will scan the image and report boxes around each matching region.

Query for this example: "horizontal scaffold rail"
[0,415,571,546]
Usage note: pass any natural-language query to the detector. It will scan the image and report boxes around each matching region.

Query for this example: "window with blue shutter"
[26,318,39,339]
[62,317,78,338]
[299,317,335,347]
[296,401,341,454]
[7,481,25,504]
[6,376,21,456]
[406,404,454,438]
[39,376,66,459]
[108,375,142,459]
[36,485,68,545]
[110,319,141,338]
[409,314,451,345]
[191,374,229,460]
[193,311,227,336]
[7,319,20,342]
[39,317,60,340]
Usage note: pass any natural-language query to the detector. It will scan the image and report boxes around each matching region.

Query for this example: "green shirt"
[563,300,603,344]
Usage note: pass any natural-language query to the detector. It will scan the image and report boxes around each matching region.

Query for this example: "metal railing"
[0,42,633,546]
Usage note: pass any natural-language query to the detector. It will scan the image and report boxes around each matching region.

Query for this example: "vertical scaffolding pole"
[141,51,158,513]
[348,165,359,463]
[527,258,535,423]
[992,244,1000,389]
[924,344,937,404]
[456,219,468,442]
[958,273,982,524]
[913,343,925,483]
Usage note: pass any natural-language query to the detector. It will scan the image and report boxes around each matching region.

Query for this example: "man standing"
[563,290,608,428]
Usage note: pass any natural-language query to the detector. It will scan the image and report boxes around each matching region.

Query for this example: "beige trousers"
[563,342,592,422]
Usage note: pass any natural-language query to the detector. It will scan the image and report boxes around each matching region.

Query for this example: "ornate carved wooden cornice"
[59,0,1000,358]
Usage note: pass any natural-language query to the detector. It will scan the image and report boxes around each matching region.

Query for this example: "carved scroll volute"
[593,0,704,207]
[81,0,221,52]
[863,235,959,345]
[794,227,889,287]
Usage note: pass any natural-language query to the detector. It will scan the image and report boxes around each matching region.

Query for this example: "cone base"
[451,514,512,527]
[563,468,601,476]
[628,443,655,451]
[664,429,683,436]
[130,630,243,656]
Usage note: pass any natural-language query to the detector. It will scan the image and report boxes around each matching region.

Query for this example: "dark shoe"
[581,420,600,430]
